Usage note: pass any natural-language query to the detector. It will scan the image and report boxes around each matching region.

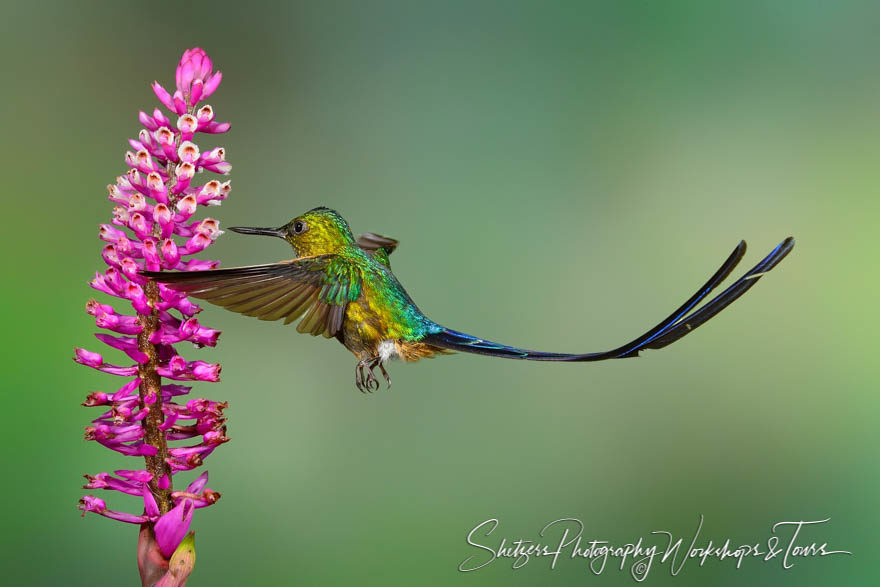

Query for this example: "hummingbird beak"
[228,226,287,239]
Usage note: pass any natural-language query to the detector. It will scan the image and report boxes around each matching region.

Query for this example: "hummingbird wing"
[356,233,398,269]
[142,255,361,338]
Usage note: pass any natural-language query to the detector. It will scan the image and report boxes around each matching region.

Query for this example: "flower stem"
[138,279,174,515]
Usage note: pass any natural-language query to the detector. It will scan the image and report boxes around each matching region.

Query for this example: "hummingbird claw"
[355,357,385,392]
[355,361,368,393]
[378,362,391,390]
[355,358,381,393]
[365,363,380,392]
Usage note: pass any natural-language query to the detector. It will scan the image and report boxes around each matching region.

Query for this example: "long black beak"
[228,226,287,239]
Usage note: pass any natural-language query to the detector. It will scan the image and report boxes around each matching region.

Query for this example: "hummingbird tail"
[421,237,794,362]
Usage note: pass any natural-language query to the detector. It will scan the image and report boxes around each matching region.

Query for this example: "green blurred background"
[1,1,877,585]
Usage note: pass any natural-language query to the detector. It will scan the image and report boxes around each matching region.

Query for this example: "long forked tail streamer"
[422,237,795,361]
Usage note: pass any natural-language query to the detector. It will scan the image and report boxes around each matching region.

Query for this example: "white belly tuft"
[378,340,397,361]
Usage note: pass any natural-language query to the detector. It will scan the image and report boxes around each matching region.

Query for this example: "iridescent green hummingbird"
[144,207,794,392]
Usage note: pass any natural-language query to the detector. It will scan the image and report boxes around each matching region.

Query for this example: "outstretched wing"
[142,255,362,338]
[356,233,398,268]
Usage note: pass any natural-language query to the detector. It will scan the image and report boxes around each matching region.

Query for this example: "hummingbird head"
[228,207,355,257]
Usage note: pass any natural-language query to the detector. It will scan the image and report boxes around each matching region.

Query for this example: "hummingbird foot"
[355,358,381,393]
[354,357,392,392]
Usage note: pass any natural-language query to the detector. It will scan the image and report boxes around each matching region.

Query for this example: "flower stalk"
[139,279,174,514]
[77,47,230,585]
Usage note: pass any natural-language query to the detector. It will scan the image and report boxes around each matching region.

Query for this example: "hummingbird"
[144,207,794,392]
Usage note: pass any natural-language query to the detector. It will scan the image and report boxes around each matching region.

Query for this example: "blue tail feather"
[422,238,794,362]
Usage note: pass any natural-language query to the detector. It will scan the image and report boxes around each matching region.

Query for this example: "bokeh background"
[1,1,877,585]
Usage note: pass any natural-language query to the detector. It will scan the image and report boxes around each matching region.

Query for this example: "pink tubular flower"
[77,48,230,585]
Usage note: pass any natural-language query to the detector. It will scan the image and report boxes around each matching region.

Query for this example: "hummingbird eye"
[292,221,307,235]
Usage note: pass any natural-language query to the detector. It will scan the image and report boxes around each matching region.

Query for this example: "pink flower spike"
[151,81,176,112]
[81,49,231,578]
[154,499,194,558]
